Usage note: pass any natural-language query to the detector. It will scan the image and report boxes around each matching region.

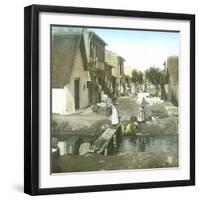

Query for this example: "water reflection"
[119,134,178,154]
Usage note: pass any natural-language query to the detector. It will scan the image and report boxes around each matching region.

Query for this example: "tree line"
[127,66,169,100]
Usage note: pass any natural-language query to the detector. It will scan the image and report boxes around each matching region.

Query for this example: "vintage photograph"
[51,25,179,173]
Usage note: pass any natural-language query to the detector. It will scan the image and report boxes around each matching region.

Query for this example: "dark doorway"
[74,79,80,110]
[87,81,92,105]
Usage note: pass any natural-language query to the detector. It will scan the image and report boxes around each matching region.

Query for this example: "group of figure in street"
[98,93,147,139]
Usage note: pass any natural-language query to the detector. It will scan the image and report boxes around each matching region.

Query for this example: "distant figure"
[100,90,105,102]
[141,97,147,108]
[110,87,114,98]
[96,80,102,103]
[109,100,119,127]
[137,107,145,123]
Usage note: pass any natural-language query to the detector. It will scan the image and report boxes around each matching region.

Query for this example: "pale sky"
[90,28,179,71]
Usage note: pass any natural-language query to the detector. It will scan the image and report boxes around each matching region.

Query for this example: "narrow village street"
[52,95,178,173]
[51,27,179,173]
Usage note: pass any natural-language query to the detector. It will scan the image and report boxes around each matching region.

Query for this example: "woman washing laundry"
[124,116,138,142]
[109,99,120,128]
[141,97,147,108]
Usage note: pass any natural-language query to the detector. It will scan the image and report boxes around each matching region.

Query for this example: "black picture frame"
[24,4,195,196]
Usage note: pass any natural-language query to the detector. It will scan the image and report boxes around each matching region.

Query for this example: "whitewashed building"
[52,33,91,114]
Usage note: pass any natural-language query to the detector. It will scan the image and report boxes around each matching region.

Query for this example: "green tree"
[145,67,161,96]
[160,70,168,100]
[160,62,169,100]
[137,71,144,85]
[145,67,168,99]
[131,69,144,93]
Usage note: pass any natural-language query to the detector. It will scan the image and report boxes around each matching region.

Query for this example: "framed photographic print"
[24,4,195,195]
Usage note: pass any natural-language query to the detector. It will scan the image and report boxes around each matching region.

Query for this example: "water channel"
[118,134,178,155]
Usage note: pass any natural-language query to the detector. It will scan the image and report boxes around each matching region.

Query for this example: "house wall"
[52,88,67,115]
[71,45,90,109]
[167,56,179,106]
[52,85,76,114]
[86,34,106,104]
[168,85,178,106]
[65,84,76,113]
[105,51,118,78]
[52,42,90,115]
[105,64,112,90]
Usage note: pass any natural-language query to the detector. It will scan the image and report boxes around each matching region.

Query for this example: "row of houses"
[52,28,125,115]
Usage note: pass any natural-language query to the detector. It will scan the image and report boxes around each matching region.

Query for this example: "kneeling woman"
[124,116,138,142]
